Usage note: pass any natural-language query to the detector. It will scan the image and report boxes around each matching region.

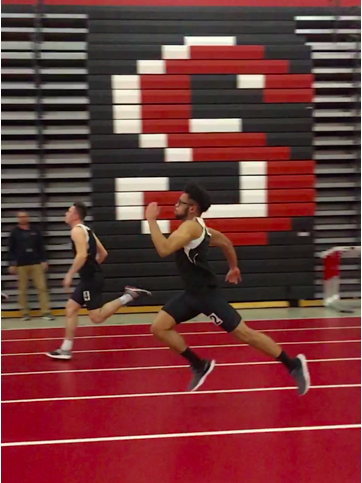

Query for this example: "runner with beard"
[145,181,310,394]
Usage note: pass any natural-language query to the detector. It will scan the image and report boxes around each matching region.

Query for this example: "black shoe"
[290,354,311,396]
[188,359,216,392]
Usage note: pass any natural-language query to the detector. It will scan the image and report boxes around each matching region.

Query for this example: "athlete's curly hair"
[184,181,211,214]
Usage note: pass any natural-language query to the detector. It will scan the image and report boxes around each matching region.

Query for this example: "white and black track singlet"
[71,224,101,280]
[175,218,218,293]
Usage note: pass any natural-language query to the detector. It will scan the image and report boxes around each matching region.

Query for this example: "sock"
[120,293,133,306]
[276,351,300,372]
[61,339,73,352]
[181,347,204,370]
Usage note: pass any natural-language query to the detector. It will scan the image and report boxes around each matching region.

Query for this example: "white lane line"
[2,326,360,343]
[1,315,360,332]
[1,424,361,448]
[1,383,360,405]
[2,357,360,377]
[2,339,361,357]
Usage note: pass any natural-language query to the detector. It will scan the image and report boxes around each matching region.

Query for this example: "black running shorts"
[162,289,241,333]
[70,272,104,311]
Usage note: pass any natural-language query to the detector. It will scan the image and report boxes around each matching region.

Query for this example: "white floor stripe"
[2,357,360,377]
[2,383,360,405]
[3,326,360,343]
[2,339,361,357]
[1,315,360,332]
[2,423,360,448]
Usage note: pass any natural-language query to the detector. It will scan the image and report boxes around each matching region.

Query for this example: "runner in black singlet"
[146,181,310,394]
[46,201,151,360]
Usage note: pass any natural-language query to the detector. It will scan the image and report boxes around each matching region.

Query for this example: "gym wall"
[89,7,316,306]
[2,0,360,310]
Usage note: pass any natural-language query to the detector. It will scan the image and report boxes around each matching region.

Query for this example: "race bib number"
[209,313,223,326]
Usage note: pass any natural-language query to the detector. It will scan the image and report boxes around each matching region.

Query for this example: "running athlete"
[47,202,151,360]
[146,182,310,394]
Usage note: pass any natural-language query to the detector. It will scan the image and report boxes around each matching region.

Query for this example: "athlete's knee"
[65,299,79,318]
[231,321,255,344]
[88,310,103,325]
[151,311,175,337]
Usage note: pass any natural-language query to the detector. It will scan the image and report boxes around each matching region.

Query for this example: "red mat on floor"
[2,316,361,483]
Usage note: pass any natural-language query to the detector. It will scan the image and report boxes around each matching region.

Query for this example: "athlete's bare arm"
[146,202,201,258]
[208,228,238,268]
[208,227,241,284]
[62,226,88,291]
[94,234,108,264]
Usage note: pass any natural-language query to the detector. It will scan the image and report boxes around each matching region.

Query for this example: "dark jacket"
[9,226,47,267]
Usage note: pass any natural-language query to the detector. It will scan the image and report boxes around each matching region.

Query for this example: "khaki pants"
[17,264,50,316]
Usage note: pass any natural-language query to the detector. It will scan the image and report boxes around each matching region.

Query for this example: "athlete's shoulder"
[181,219,203,235]
[71,224,88,239]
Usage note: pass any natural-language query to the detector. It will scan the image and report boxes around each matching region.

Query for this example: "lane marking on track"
[2,339,361,357]
[2,383,360,405]
[2,325,360,343]
[2,423,361,447]
[2,356,360,377]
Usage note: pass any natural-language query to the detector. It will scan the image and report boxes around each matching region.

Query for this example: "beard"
[175,207,189,220]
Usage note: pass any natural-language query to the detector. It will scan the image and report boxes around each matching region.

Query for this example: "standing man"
[9,210,54,321]
[47,202,151,360]
[146,181,310,394]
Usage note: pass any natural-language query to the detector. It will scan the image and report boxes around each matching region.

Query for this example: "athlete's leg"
[201,290,286,358]
[46,282,84,360]
[203,291,310,395]
[230,320,310,395]
[151,309,187,353]
[88,286,151,325]
[231,320,282,358]
[152,293,215,391]
[64,298,81,341]
[46,299,81,360]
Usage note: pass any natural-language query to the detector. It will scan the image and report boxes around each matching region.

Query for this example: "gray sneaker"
[21,315,31,322]
[188,359,216,392]
[42,314,55,321]
[290,354,311,396]
[46,348,72,360]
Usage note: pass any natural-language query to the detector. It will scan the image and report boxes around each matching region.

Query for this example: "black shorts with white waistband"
[162,289,241,333]
[70,272,104,311]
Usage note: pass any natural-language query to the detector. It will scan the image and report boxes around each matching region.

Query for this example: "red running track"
[2,340,361,374]
[2,327,360,353]
[2,360,360,401]
[1,317,361,483]
[2,387,360,443]
[2,428,360,483]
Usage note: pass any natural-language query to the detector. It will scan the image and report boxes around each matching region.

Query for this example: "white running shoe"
[124,286,152,300]
[46,348,72,360]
